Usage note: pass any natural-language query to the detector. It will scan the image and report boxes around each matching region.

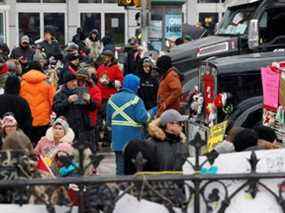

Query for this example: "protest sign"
[261,67,280,109]
[207,120,228,152]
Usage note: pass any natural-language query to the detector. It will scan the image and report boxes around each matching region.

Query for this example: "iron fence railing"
[0,133,285,213]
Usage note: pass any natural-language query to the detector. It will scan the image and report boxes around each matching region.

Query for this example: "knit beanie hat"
[233,129,258,152]
[254,125,277,143]
[123,74,140,93]
[4,74,20,95]
[63,72,77,84]
[156,55,172,74]
[56,142,74,156]
[76,67,89,80]
[53,117,69,134]
[1,115,17,128]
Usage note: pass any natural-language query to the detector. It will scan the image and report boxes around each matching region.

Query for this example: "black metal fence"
[0,134,285,213]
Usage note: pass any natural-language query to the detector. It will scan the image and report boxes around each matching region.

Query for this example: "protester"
[0,56,8,92]
[233,128,280,152]
[72,27,86,46]
[106,74,150,175]
[137,57,159,110]
[96,50,123,102]
[101,33,115,53]
[84,29,101,60]
[10,35,34,72]
[0,74,32,138]
[58,53,81,85]
[53,72,97,139]
[39,30,62,60]
[156,55,182,116]
[34,117,75,171]
[147,109,189,171]
[0,36,10,60]
[0,114,31,149]
[20,61,55,145]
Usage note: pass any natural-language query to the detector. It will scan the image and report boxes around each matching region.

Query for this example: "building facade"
[0,0,229,48]
[0,0,139,48]
[185,0,226,33]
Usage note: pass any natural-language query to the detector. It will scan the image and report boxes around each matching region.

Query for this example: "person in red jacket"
[76,66,102,152]
[96,50,123,102]
[96,50,123,147]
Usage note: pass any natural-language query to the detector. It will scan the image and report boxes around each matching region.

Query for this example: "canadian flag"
[37,155,55,177]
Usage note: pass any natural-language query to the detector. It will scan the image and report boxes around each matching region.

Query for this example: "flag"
[37,155,55,177]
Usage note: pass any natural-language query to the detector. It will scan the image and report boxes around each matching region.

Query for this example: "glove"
[114,80,121,89]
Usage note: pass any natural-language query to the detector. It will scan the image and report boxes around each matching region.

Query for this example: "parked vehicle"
[188,51,285,130]
[169,0,285,92]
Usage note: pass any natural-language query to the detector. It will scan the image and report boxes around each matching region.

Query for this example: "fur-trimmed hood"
[45,127,75,144]
[148,118,187,143]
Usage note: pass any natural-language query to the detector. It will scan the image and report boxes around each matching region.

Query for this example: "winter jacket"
[39,40,63,60]
[10,45,34,63]
[0,94,32,138]
[146,118,189,171]
[96,63,124,101]
[20,70,55,127]
[157,68,182,116]
[87,83,102,126]
[0,64,8,89]
[52,86,97,138]
[106,88,150,151]
[84,38,101,59]
[138,71,159,110]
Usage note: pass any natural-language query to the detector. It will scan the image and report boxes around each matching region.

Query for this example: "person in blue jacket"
[106,74,150,175]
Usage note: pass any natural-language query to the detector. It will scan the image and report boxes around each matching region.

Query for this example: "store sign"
[165,13,182,40]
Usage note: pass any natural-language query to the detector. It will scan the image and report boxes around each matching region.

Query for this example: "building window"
[44,13,65,44]
[0,13,4,39]
[81,13,101,38]
[18,13,40,43]
[104,0,117,3]
[79,0,102,3]
[105,13,125,46]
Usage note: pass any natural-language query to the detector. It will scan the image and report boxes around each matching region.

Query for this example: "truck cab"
[169,0,285,93]
[191,51,285,129]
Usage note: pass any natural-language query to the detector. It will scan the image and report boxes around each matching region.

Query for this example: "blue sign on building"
[165,13,183,40]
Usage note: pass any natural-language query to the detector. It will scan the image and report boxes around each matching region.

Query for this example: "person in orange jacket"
[20,61,55,145]
[156,55,182,116]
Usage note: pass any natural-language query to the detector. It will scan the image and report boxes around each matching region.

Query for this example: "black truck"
[169,0,285,92]
[189,51,285,131]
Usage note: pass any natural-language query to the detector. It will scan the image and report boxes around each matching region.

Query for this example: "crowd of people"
[0,26,281,205]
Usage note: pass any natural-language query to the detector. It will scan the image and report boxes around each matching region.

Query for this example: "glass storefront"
[44,13,65,44]
[105,13,125,46]
[18,13,40,43]
[80,13,101,38]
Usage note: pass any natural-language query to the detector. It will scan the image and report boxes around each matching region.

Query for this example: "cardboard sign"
[280,72,285,107]
[261,67,280,109]
[207,121,228,152]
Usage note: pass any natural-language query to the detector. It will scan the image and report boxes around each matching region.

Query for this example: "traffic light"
[118,0,134,6]
[118,0,141,8]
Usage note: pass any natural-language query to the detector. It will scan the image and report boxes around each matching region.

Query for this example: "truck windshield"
[217,5,257,36]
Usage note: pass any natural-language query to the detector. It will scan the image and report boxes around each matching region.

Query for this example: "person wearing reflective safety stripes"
[106,74,151,175]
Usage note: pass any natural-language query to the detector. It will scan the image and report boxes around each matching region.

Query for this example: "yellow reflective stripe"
[110,96,140,119]
[109,97,140,125]
[112,120,143,127]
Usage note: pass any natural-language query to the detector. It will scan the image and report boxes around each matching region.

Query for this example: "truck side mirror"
[248,19,259,49]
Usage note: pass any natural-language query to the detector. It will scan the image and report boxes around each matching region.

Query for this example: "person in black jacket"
[0,74,32,138]
[138,57,159,110]
[39,30,63,61]
[52,72,97,140]
[10,35,34,73]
